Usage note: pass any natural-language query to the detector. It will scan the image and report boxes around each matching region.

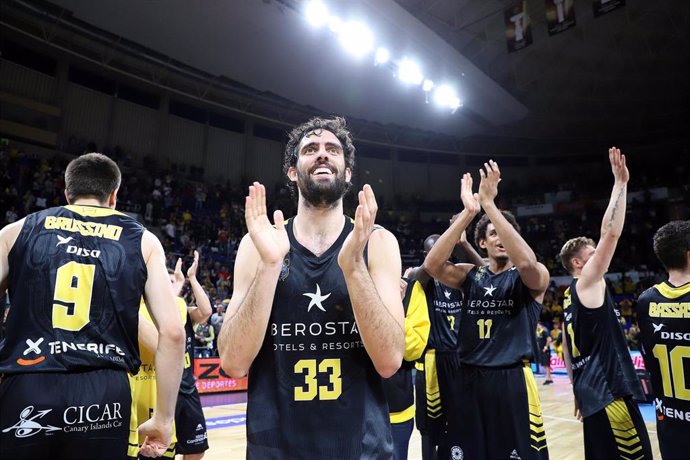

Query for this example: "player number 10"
[652,344,690,401]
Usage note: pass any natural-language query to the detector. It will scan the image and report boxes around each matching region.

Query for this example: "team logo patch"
[652,323,665,333]
[2,406,60,438]
[16,338,46,366]
[444,290,451,300]
[510,449,522,459]
[279,257,290,281]
[451,446,464,460]
[196,423,204,431]
[55,235,73,247]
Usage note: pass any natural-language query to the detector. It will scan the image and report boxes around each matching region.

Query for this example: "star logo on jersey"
[16,338,46,366]
[483,284,497,297]
[444,290,451,300]
[652,323,665,333]
[55,235,73,247]
[303,284,331,312]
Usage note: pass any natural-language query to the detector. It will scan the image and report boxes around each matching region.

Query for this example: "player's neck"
[667,268,690,287]
[70,198,110,208]
[488,257,512,274]
[293,206,345,256]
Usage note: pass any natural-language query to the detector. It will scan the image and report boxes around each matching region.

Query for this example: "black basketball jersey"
[636,281,690,430]
[0,205,146,374]
[458,265,541,366]
[426,279,462,351]
[246,217,394,459]
[180,310,197,394]
[563,279,644,418]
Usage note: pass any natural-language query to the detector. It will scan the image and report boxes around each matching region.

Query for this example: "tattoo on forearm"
[607,186,626,227]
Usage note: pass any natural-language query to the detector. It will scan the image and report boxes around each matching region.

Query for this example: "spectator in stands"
[210,301,227,340]
[194,319,215,358]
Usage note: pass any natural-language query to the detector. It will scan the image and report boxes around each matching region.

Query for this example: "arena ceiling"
[17,0,690,151]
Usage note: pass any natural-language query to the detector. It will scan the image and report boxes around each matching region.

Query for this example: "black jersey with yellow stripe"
[0,205,146,374]
[636,281,690,434]
[246,216,393,459]
[563,279,644,418]
[458,265,541,366]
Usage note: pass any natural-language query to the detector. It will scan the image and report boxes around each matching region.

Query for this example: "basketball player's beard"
[297,166,350,209]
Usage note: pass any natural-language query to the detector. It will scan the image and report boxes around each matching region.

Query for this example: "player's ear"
[108,189,118,209]
[287,166,297,183]
[64,189,71,205]
[345,167,352,183]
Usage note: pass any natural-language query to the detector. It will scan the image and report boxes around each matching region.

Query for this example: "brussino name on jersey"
[44,215,123,240]
[649,302,690,318]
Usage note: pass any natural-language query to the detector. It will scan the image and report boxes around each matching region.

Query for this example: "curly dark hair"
[283,116,356,196]
[473,211,521,256]
[653,220,690,271]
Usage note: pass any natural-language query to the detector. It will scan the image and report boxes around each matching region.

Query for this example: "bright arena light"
[398,59,423,85]
[338,21,374,57]
[374,47,390,65]
[304,1,328,28]
[422,79,434,92]
[434,85,462,111]
[327,15,343,33]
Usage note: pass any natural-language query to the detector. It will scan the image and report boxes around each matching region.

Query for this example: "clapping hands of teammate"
[338,184,377,274]
[245,182,289,267]
[172,257,185,296]
[187,250,200,280]
[460,172,481,215]
[478,160,501,206]
[608,147,629,185]
[138,416,172,458]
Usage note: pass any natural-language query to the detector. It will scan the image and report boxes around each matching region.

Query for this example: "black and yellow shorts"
[414,349,446,445]
[583,397,652,460]
[437,359,549,460]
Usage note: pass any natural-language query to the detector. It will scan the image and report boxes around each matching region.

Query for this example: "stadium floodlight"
[338,21,374,57]
[305,0,328,28]
[374,47,390,65]
[398,59,423,85]
[328,15,343,33]
[422,79,434,92]
[433,84,462,111]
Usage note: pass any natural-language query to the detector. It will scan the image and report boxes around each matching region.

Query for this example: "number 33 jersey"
[246,217,393,460]
[0,205,146,375]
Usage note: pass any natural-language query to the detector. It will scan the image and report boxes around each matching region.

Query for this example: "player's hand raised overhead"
[478,160,501,206]
[460,172,481,215]
[338,184,378,274]
[608,147,629,184]
[245,182,289,266]
[187,250,200,279]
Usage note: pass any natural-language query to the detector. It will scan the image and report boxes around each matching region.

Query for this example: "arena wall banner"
[194,357,248,393]
[592,0,625,18]
[505,1,533,53]
[545,0,576,36]
[549,350,645,374]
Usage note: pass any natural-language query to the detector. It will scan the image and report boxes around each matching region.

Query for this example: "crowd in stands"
[1,138,688,356]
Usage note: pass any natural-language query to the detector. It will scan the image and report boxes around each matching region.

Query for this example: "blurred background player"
[135,250,211,460]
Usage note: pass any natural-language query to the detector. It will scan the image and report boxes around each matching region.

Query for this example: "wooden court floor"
[200,374,661,459]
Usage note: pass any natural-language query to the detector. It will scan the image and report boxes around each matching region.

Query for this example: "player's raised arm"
[186,250,212,324]
[338,184,404,378]
[218,182,289,378]
[576,148,629,307]
[423,173,480,288]
[477,160,549,297]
